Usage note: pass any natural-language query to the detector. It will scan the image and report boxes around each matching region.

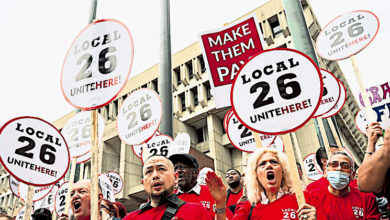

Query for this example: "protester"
[306,146,357,192]
[113,202,127,218]
[314,151,380,219]
[225,168,243,213]
[206,148,326,219]
[101,199,121,220]
[358,124,390,201]
[123,155,212,219]
[31,208,52,220]
[58,179,104,220]
[0,213,12,220]
[168,153,217,217]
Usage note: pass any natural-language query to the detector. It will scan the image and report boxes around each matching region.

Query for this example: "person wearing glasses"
[168,153,218,218]
[100,199,121,220]
[313,151,380,219]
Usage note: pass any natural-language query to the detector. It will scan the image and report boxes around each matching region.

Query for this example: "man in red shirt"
[314,151,380,219]
[225,169,243,213]
[124,155,212,220]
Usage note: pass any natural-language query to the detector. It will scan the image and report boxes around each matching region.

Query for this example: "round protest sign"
[132,144,142,159]
[314,69,341,117]
[117,88,163,145]
[303,153,323,181]
[15,206,26,220]
[98,173,115,202]
[0,117,70,186]
[231,48,323,135]
[76,151,91,164]
[18,181,54,202]
[321,80,347,118]
[55,181,71,217]
[106,171,123,195]
[226,112,276,152]
[169,133,191,157]
[223,109,234,133]
[356,106,390,135]
[142,134,173,161]
[355,109,368,134]
[61,19,134,110]
[268,136,284,153]
[9,175,20,198]
[33,185,56,212]
[62,111,105,158]
[316,10,380,61]
[197,167,214,185]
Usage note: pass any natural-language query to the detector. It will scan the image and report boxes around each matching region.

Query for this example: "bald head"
[143,155,174,176]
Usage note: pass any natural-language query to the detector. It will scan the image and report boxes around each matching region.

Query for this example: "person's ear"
[174,171,179,180]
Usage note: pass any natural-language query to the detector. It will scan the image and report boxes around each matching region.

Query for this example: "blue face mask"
[327,170,350,190]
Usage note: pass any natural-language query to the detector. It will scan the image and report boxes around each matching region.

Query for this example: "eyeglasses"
[327,161,352,170]
[100,204,114,215]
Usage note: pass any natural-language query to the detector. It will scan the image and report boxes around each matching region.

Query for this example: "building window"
[152,78,158,93]
[191,87,198,106]
[174,67,181,85]
[141,84,147,88]
[196,127,205,143]
[197,55,206,73]
[258,22,263,34]
[268,15,282,38]
[186,61,193,79]
[277,44,287,48]
[179,93,186,111]
[205,83,212,100]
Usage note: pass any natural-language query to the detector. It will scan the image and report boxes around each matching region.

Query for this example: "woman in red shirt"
[206,148,326,220]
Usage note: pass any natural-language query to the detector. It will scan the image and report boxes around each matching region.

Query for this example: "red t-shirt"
[305,177,357,192]
[123,202,212,220]
[227,188,244,209]
[314,187,380,219]
[232,192,327,220]
[177,185,215,216]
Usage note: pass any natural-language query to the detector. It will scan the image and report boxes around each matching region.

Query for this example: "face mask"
[327,170,350,190]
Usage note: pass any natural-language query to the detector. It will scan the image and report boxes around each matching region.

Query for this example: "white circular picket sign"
[34,185,56,212]
[355,109,368,134]
[76,151,91,164]
[117,88,162,145]
[16,206,26,220]
[316,10,380,61]
[18,181,54,202]
[98,174,115,202]
[169,133,191,157]
[0,117,70,186]
[132,144,143,159]
[62,111,105,158]
[303,153,323,181]
[61,19,134,110]
[231,48,323,135]
[314,69,341,117]
[227,112,276,153]
[321,80,347,118]
[142,134,173,162]
[197,167,214,185]
[267,136,284,153]
[106,171,123,195]
[223,109,234,133]
[55,181,71,217]
[9,175,20,198]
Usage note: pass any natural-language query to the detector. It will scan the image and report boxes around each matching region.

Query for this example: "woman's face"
[256,152,283,193]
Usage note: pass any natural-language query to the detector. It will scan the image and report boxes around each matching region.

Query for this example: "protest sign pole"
[253,133,263,149]
[291,132,309,185]
[282,134,305,206]
[91,110,99,220]
[24,185,34,220]
[317,118,332,158]
[64,157,77,215]
[326,118,343,147]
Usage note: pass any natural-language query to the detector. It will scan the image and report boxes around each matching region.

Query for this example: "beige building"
[0,0,368,215]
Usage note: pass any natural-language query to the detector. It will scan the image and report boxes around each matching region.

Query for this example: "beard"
[228,180,240,188]
[150,184,175,201]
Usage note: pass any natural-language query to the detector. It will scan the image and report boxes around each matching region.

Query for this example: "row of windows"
[174,55,206,87]
[177,82,213,112]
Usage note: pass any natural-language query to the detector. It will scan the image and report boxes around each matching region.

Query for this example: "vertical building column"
[207,115,232,179]
[295,120,322,157]
[119,141,129,198]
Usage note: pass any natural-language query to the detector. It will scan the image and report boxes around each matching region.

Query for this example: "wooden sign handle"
[282,134,305,207]
[24,185,34,220]
[91,110,99,220]
[291,132,309,185]
[317,118,332,159]
[253,132,263,149]
[350,55,383,145]
[64,157,77,215]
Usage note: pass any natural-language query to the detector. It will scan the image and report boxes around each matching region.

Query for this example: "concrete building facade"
[0,0,368,214]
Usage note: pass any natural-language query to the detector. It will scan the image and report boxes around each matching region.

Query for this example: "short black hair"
[316,147,327,172]
[296,162,302,170]
[226,168,241,177]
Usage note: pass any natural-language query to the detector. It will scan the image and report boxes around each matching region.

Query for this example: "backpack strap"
[161,198,186,220]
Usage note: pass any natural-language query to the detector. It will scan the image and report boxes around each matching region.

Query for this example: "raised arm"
[358,127,390,193]
[206,171,227,220]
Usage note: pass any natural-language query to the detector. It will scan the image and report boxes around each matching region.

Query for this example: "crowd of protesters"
[4,123,389,219]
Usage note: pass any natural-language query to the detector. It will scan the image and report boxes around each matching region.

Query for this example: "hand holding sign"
[0,117,70,186]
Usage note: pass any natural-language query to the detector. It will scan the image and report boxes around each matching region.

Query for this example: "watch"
[213,204,226,214]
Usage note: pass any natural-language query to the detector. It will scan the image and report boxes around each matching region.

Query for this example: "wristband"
[365,151,373,155]
[213,204,226,214]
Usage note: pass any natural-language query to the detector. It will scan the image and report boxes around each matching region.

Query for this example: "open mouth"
[266,171,276,184]
[152,182,163,189]
[73,201,81,212]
